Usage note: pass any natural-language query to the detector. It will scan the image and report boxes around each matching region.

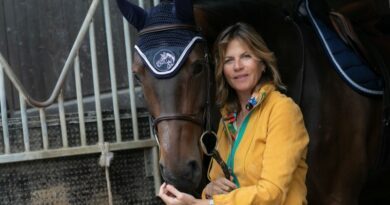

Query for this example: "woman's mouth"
[234,74,248,80]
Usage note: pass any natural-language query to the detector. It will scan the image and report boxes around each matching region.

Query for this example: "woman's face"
[223,38,265,97]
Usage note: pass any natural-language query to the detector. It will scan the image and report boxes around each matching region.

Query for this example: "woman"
[159,22,309,205]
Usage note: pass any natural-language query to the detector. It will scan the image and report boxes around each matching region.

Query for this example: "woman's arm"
[203,177,237,198]
[159,183,212,205]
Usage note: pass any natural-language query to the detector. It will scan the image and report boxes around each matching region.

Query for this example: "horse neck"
[194,1,287,41]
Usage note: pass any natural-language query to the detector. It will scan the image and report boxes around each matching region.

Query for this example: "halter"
[140,24,214,146]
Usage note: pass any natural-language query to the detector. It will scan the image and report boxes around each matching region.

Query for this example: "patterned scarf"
[223,91,266,141]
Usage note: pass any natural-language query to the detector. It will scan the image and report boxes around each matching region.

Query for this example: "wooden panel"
[0,0,7,56]
[2,0,131,110]
[77,0,130,100]
[0,0,14,114]
[1,0,18,112]
[3,0,86,101]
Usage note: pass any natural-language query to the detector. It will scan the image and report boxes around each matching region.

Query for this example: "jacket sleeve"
[212,98,309,205]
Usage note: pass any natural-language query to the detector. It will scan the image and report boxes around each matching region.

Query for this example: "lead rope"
[204,47,212,133]
[99,142,114,205]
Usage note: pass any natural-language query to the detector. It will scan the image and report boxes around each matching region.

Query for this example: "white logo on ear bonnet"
[153,49,176,71]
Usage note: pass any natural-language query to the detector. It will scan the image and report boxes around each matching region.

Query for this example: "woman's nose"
[233,59,243,70]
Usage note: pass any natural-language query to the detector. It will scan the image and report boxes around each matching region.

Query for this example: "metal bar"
[0,66,10,154]
[103,0,122,142]
[0,0,101,108]
[138,0,145,8]
[148,115,161,195]
[152,146,161,196]
[123,19,139,141]
[89,21,104,143]
[19,93,30,152]
[74,54,87,146]
[58,91,68,148]
[39,108,49,150]
[149,115,154,140]
[0,139,157,163]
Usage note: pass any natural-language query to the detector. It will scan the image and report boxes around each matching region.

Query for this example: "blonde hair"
[214,22,285,113]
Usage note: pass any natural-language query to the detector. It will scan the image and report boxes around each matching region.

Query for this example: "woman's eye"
[224,59,233,65]
[243,54,252,58]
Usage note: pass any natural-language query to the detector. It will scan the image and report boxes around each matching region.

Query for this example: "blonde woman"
[159,22,309,205]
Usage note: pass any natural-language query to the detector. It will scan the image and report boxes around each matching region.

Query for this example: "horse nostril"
[188,160,198,171]
[187,160,199,178]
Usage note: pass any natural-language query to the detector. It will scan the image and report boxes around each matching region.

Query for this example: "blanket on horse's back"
[300,0,384,95]
[304,0,390,168]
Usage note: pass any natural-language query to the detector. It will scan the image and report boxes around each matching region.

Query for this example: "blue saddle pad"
[299,0,383,96]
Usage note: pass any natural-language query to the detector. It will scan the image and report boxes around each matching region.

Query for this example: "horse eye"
[192,61,205,75]
[132,72,142,84]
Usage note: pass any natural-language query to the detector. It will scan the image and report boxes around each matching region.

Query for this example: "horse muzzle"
[159,159,202,194]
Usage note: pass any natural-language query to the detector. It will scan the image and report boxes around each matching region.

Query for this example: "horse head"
[117,0,210,194]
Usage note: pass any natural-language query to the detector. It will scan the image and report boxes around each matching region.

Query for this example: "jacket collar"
[221,83,276,118]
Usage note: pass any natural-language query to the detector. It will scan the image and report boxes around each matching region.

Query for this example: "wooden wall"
[0,1,7,57]
[0,0,140,111]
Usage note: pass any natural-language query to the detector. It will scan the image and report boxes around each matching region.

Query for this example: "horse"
[117,0,389,204]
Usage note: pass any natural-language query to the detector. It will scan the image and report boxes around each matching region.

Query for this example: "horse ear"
[116,0,147,31]
[174,0,194,24]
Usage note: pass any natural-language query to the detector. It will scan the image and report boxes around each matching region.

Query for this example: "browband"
[138,24,199,36]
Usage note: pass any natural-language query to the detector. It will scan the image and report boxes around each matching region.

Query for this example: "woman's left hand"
[158,182,197,205]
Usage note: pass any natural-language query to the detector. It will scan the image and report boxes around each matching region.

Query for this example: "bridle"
[138,24,214,146]
[142,24,230,177]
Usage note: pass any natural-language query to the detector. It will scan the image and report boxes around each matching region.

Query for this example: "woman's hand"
[203,177,237,198]
[159,182,200,205]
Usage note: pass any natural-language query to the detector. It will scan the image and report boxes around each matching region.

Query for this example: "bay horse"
[117,0,389,204]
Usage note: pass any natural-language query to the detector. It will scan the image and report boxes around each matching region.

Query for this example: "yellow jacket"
[205,83,309,205]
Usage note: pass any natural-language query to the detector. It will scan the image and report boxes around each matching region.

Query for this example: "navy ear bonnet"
[129,1,204,78]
